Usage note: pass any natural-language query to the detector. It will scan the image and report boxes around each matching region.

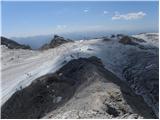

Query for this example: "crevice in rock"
[106,104,119,117]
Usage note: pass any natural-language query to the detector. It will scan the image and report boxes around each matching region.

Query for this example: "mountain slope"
[1,57,155,119]
[1,36,31,49]
[1,33,159,118]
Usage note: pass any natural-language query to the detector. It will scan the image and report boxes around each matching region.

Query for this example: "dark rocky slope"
[117,35,159,117]
[1,36,31,49]
[122,50,159,117]
[1,57,156,119]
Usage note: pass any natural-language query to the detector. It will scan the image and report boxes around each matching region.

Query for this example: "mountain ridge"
[1,36,31,49]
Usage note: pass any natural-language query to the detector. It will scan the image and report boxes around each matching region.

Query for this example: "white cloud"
[103,11,108,14]
[112,11,146,20]
[56,25,67,29]
[84,9,89,13]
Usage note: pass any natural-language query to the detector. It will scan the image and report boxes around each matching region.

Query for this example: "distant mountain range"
[1,35,73,50]
[3,31,158,50]
[10,31,157,49]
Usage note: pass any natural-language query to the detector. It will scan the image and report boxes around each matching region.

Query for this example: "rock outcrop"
[119,36,138,45]
[40,35,73,50]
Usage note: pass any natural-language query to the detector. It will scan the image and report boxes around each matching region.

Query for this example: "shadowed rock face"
[40,35,73,50]
[1,37,31,49]
[122,50,159,117]
[1,57,156,119]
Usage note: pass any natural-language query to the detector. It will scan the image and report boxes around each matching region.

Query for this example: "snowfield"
[1,33,159,113]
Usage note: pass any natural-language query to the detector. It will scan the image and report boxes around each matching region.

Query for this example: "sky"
[1,1,159,37]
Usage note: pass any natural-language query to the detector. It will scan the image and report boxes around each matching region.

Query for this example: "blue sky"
[2,1,159,37]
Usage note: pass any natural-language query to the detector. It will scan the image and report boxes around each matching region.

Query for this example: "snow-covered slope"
[1,39,127,104]
[1,33,159,117]
[132,33,159,48]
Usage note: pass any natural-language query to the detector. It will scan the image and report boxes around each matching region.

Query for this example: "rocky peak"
[40,35,73,50]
